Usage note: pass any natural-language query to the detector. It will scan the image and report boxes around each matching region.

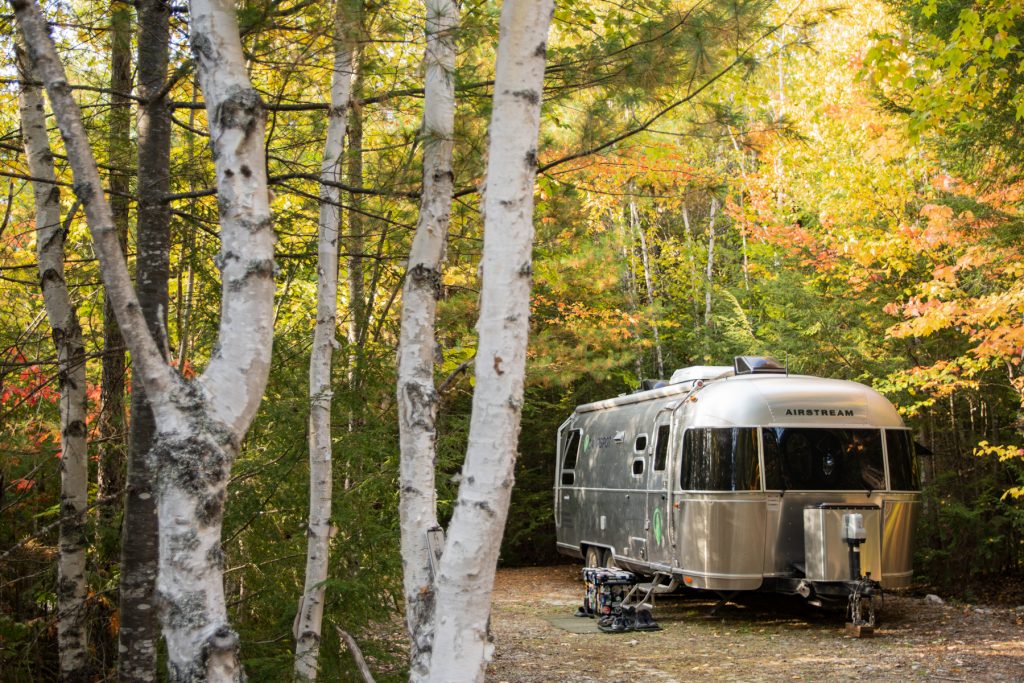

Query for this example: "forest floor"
[486,565,1024,682]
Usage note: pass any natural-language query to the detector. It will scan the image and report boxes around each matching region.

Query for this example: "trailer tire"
[584,545,602,569]
[601,548,619,569]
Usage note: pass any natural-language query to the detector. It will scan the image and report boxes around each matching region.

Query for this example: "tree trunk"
[346,55,365,396]
[396,0,458,677]
[17,45,90,683]
[614,209,644,382]
[117,0,171,679]
[704,196,718,327]
[681,204,700,332]
[156,0,276,678]
[630,198,663,378]
[426,0,553,679]
[293,1,356,678]
[14,0,277,678]
[97,0,132,566]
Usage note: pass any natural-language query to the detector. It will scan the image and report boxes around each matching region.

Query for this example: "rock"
[925,594,945,605]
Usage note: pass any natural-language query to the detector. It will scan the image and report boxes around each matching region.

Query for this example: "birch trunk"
[117,0,171,678]
[426,0,553,679]
[614,209,644,382]
[630,199,663,378]
[346,53,365,397]
[396,0,458,676]
[293,2,356,678]
[156,0,275,677]
[14,0,276,678]
[704,197,718,326]
[17,45,90,683]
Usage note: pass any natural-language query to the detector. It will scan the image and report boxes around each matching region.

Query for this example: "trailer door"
[645,416,673,565]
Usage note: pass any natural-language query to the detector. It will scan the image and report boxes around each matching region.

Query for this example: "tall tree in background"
[396,0,459,676]
[293,0,357,678]
[12,0,276,677]
[96,0,131,563]
[426,0,553,678]
[16,45,90,683]
[117,0,172,678]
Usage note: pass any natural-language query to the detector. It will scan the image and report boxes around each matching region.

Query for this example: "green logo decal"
[583,433,590,453]
[652,507,663,545]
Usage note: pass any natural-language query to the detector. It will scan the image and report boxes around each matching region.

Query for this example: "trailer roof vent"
[734,355,786,375]
[668,365,733,384]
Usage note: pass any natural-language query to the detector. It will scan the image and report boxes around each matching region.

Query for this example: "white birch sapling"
[16,45,90,683]
[293,0,356,677]
[426,0,554,679]
[704,196,718,326]
[12,0,276,678]
[396,0,459,677]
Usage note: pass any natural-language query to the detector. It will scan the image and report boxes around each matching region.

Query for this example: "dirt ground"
[486,565,1024,682]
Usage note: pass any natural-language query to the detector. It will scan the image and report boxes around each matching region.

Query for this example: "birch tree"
[16,45,90,683]
[396,0,459,677]
[12,0,276,677]
[630,198,664,378]
[293,1,357,678]
[704,196,718,326]
[426,0,553,678]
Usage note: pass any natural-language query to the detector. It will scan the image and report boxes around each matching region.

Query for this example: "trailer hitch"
[842,513,880,636]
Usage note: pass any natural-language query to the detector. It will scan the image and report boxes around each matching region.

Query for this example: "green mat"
[546,616,602,634]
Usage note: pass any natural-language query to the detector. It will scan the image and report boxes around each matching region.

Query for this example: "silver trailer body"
[554,360,920,599]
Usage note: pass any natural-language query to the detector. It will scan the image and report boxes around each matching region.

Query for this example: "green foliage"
[866,0,1024,181]
[915,459,1024,591]
[6,0,1024,679]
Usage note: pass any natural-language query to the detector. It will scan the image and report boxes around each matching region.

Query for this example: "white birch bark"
[630,199,664,378]
[426,0,553,679]
[13,0,276,679]
[11,0,174,403]
[704,196,718,326]
[293,2,356,678]
[613,209,644,383]
[396,0,458,677]
[17,45,90,683]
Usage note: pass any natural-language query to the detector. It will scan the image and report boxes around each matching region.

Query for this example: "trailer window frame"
[653,424,671,471]
[679,426,761,492]
[631,458,645,477]
[560,428,582,486]
[885,428,920,491]
[761,426,886,492]
[634,433,648,453]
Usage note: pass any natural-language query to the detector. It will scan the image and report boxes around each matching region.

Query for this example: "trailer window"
[762,428,885,491]
[653,425,670,471]
[561,429,581,486]
[680,428,760,491]
[562,430,581,470]
[885,429,919,490]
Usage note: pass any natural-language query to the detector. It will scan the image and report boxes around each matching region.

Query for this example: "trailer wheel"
[601,548,619,569]
[584,545,602,569]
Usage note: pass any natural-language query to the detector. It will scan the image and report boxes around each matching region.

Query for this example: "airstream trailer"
[554,356,920,609]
